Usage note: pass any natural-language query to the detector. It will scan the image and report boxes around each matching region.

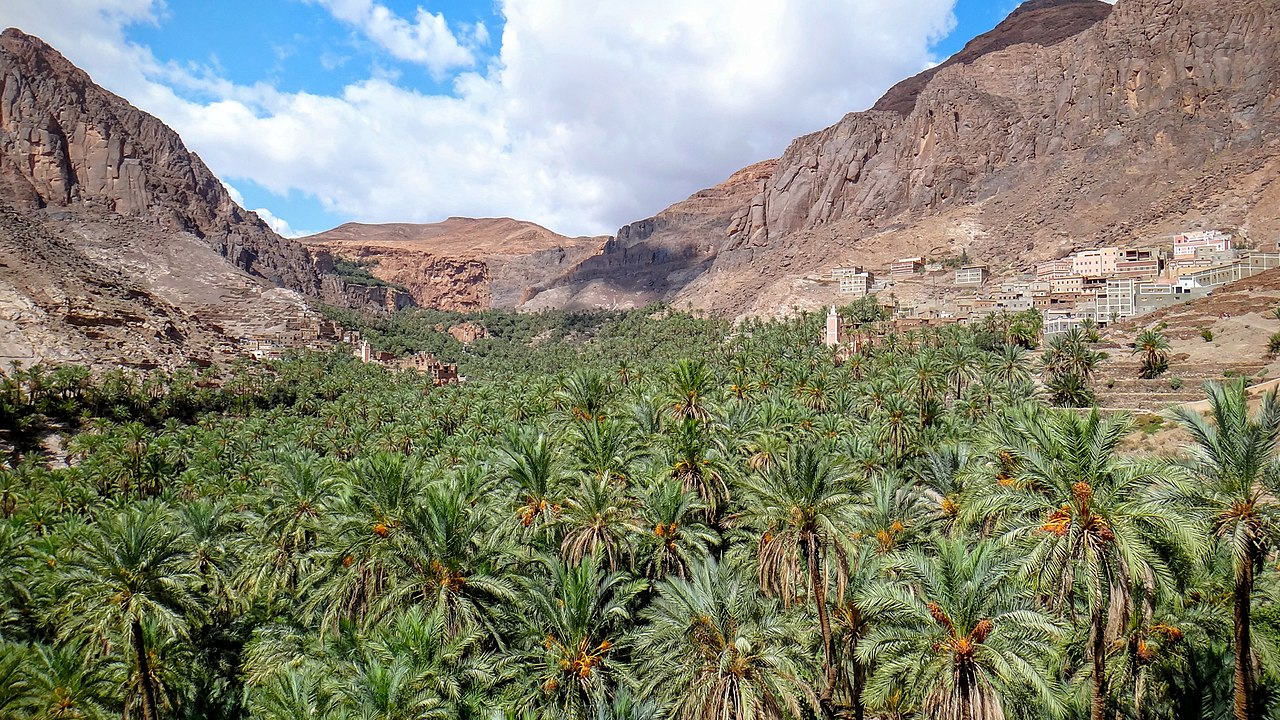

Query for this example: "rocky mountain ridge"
[687,0,1280,315]
[302,218,604,311]
[0,27,422,366]
[526,0,1280,318]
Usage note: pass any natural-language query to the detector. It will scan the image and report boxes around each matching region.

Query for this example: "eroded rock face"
[0,28,325,295]
[727,0,1278,248]
[667,0,1280,316]
[303,218,604,311]
[522,160,777,310]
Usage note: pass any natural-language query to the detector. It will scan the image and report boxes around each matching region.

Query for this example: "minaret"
[824,305,840,347]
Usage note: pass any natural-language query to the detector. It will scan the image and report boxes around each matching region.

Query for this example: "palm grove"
[0,302,1276,720]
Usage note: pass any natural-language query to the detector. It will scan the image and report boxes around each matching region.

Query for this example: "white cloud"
[310,0,478,78]
[252,206,308,238]
[0,0,958,237]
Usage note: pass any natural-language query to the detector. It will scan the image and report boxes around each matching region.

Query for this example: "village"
[233,312,461,386]
[826,230,1280,338]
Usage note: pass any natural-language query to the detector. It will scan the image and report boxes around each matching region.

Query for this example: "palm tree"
[634,559,820,719]
[1170,380,1280,720]
[967,408,1198,720]
[664,418,731,521]
[859,538,1064,720]
[246,667,336,720]
[1131,328,1170,380]
[510,554,646,720]
[57,503,203,720]
[664,359,716,422]
[499,430,568,535]
[238,450,336,604]
[559,473,640,570]
[559,370,614,423]
[392,479,517,638]
[19,640,118,720]
[634,478,718,579]
[1042,329,1103,407]
[736,442,861,717]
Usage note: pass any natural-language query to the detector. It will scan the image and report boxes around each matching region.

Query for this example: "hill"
[0,28,399,367]
[527,0,1280,318]
[302,218,604,311]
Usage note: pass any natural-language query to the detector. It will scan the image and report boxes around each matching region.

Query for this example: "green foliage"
[329,257,409,292]
[1269,332,1280,357]
[0,307,1274,720]
[1132,327,1171,379]
[1200,327,1214,342]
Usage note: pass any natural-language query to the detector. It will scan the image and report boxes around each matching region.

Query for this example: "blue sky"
[2,0,1062,237]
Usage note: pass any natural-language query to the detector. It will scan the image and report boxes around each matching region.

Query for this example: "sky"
[0,0,1062,238]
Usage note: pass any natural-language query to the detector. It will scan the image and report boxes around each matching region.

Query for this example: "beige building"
[891,257,924,276]
[1050,275,1085,295]
[955,265,989,286]
[831,266,875,296]
[1037,259,1074,279]
[1071,247,1120,277]
[1174,231,1232,258]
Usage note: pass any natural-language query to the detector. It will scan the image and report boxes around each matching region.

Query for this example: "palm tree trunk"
[1234,557,1255,720]
[806,534,836,720]
[852,633,865,720]
[1090,576,1109,720]
[131,617,160,720]
[958,667,974,720]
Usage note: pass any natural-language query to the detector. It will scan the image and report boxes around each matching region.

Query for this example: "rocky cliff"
[530,0,1279,317]
[0,28,407,367]
[521,160,777,310]
[303,218,604,311]
[0,28,333,295]
[688,0,1280,314]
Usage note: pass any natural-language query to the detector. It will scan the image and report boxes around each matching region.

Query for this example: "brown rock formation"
[674,0,1280,316]
[521,160,777,310]
[0,28,328,294]
[0,28,405,367]
[303,218,604,311]
[873,0,1114,115]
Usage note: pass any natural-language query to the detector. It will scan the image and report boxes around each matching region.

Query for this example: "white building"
[955,265,988,286]
[1096,278,1136,322]
[1174,231,1232,258]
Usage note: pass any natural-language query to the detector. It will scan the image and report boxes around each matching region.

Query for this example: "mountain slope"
[521,160,777,310]
[303,218,604,310]
[529,0,1279,318]
[0,28,416,366]
[0,28,329,295]
[688,0,1280,315]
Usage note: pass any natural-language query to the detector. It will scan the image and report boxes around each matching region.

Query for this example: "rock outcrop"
[525,0,1279,317]
[302,218,604,311]
[0,28,406,367]
[521,160,777,310]
[668,0,1280,316]
[872,0,1114,115]
[0,28,330,295]
[725,0,1277,248]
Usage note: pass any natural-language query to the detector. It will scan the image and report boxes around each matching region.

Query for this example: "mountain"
[302,218,604,311]
[521,160,777,311]
[531,0,1280,317]
[0,28,405,367]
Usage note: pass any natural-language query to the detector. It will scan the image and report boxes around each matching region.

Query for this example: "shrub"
[1200,328,1213,342]
[1269,332,1280,357]
[1169,377,1184,390]
[1137,414,1165,434]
